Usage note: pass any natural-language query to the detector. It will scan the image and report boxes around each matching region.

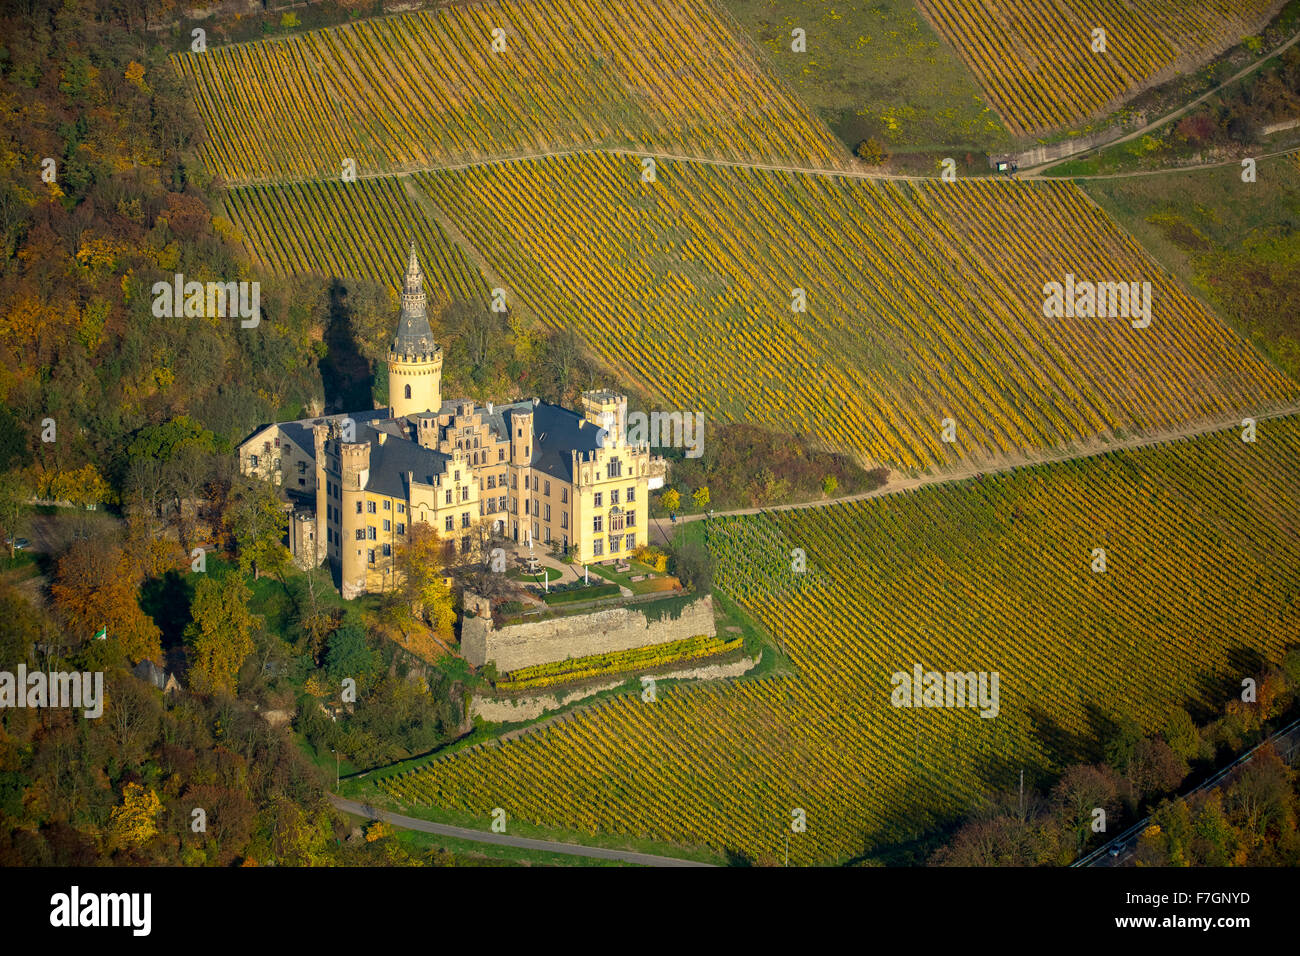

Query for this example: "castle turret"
[388,242,443,419]
[580,390,627,448]
[338,436,372,600]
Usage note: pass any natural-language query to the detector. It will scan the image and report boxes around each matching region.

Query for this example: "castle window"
[461,487,469,502]
[532,475,538,491]
[382,543,391,557]
[592,539,603,557]
[607,458,622,479]
[397,523,405,535]
[593,515,603,533]
[404,385,412,400]
[594,492,602,507]
[498,496,507,511]
[524,499,529,515]
[368,549,375,565]
[355,529,365,541]
[366,501,376,513]
[487,475,496,489]
[398,503,405,514]
[461,513,470,528]
[611,512,624,532]
[627,487,635,502]
[610,489,619,505]
[561,511,568,529]
[383,500,390,510]
[562,488,569,504]
[544,503,551,521]
[498,448,505,461]
[626,533,635,550]
[356,502,362,514]
[445,516,454,532]
[544,527,551,543]
[445,490,452,505]
[367,527,376,540]
[383,519,390,532]
[461,535,471,554]
[544,480,550,496]
[627,510,636,527]
[609,535,621,553]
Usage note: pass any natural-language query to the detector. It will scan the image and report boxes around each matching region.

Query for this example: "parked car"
[4,537,29,551]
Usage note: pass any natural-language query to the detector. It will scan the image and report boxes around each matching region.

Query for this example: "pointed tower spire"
[393,239,434,355]
[404,239,422,292]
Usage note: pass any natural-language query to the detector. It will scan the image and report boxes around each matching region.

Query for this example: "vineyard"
[412,154,1293,470]
[496,634,743,692]
[379,416,1300,865]
[170,0,845,184]
[222,177,486,303]
[917,0,1280,134]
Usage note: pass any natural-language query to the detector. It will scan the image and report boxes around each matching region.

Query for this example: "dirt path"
[328,794,713,866]
[1025,28,1300,175]
[651,404,1300,544]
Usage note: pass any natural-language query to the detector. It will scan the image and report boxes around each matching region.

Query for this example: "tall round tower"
[388,241,443,419]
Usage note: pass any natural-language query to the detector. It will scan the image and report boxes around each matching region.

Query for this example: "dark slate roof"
[512,400,604,483]
[276,409,391,461]
[392,243,437,356]
[360,423,453,499]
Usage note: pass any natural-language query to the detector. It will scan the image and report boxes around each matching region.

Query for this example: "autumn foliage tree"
[224,476,289,581]
[184,572,259,696]
[386,523,456,640]
[50,536,162,663]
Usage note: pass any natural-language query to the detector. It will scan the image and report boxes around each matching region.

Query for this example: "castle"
[238,244,664,599]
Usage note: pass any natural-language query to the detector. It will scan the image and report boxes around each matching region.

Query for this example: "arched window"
[404,384,412,400]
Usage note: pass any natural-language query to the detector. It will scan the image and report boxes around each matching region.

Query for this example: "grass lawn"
[588,559,680,595]
[508,565,562,584]
[720,0,1009,155]
[1082,155,1300,384]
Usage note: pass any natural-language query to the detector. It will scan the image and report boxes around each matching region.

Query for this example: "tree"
[0,470,29,558]
[109,783,162,850]
[1051,764,1122,856]
[391,524,456,638]
[325,623,380,682]
[691,486,710,509]
[1129,737,1188,800]
[670,538,713,593]
[660,488,681,512]
[224,477,289,581]
[185,572,259,696]
[50,537,162,663]
[855,138,888,165]
[821,474,838,497]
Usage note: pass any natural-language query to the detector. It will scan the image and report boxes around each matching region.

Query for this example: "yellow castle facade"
[239,244,661,598]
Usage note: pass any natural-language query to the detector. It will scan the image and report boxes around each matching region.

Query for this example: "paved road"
[1077,717,1300,867]
[328,794,716,867]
